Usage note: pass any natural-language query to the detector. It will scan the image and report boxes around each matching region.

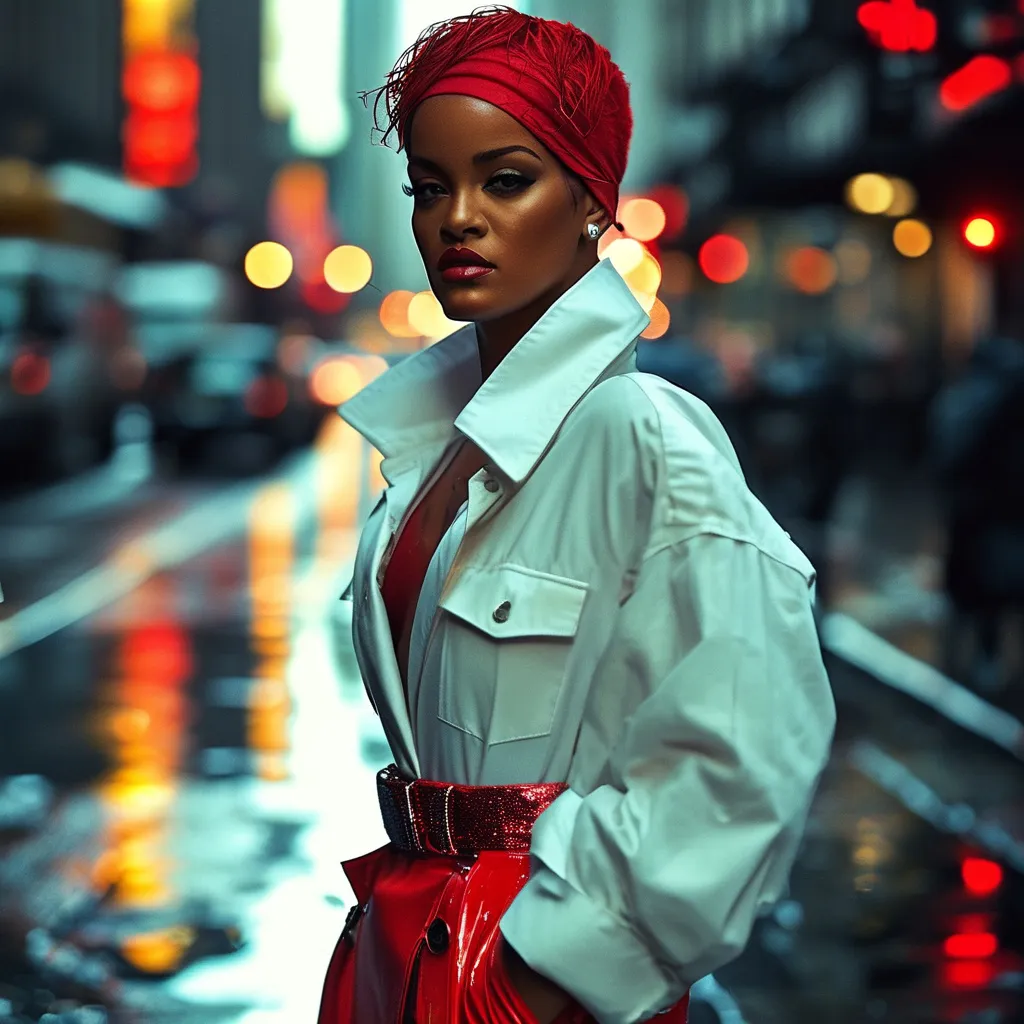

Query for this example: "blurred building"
[0,0,123,168]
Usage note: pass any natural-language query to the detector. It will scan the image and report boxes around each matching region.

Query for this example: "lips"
[437,247,495,271]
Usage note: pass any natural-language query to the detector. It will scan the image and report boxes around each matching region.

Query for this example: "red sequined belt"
[376,764,569,857]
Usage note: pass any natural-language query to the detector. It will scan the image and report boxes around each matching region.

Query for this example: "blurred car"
[145,321,326,474]
[0,241,125,487]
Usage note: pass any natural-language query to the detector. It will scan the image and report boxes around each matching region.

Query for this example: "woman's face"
[404,95,604,325]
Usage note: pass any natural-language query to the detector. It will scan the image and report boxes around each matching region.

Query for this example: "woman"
[319,7,835,1023]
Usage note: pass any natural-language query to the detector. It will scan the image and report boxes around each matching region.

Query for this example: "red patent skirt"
[317,842,690,1023]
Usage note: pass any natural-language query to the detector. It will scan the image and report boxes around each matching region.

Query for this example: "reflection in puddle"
[91,576,194,975]
[247,483,296,783]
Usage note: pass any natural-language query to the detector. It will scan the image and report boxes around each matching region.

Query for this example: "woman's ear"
[588,201,612,237]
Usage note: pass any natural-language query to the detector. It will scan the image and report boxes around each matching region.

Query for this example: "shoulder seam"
[641,528,817,583]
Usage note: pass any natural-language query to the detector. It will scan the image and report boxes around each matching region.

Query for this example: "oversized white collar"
[339,258,649,485]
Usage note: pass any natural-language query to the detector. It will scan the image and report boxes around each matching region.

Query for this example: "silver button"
[492,601,511,623]
[484,478,500,493]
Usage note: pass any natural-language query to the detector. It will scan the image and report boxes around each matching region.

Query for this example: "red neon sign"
[857,0,937,52]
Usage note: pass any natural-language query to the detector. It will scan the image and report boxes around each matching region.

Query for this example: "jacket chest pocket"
[435,564,588,744]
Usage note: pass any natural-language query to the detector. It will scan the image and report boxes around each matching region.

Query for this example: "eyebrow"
[407,145,543,172]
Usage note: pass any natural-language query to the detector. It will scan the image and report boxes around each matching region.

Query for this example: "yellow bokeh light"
[408,290,464,339]
[641,299,671,339]
[892,219,933,258]
[245,241,293,289]
[310,357,364,406]
[603,238,645,276]
[965,217,996,248]
[596,224,627,260]
[846,174,895,215]
[624,250,662,301]
[379,290,419,338]
[620,198,667,242]
[885,178,918,217]
[323,245,373,293]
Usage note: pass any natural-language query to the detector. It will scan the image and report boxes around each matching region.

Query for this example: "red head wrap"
[362,5,633,227]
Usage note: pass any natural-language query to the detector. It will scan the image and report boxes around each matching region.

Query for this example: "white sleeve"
[499,533,836,1024]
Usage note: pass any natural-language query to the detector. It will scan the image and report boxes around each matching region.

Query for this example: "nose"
[439,187,485,244]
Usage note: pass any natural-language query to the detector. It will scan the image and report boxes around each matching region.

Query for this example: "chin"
[435,285,506,323]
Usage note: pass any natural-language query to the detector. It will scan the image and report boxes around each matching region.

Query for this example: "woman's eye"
[403,182,443,202]
[486,171,533,195]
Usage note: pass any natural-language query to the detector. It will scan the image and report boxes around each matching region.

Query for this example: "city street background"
[1,1,1023,1022]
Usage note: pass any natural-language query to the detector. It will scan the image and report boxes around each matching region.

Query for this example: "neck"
[475,254,598,381]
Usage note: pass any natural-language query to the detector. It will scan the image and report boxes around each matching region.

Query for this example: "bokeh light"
[645,184,689,241]
[310,357,364,406]
[892,218,933,258]
[408,290,464,339]
[597,224,627,259]
[379,290,419,338]
[301,276,349,314]
[835,239,873,285]
[964,216,997,249]
[245,241,293,289]
[846,173,895,214]
[624,250,662,304]
[783,246,838,294]
[698,234,749,284]
[323,245,372,293]
[641,298,671,339]
[11,351,51,396]
[620,198,667,242]
[603,238,646,276]
[885,178,918,217]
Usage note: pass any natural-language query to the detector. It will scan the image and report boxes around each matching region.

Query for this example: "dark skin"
[403,94,612,1022]
[405,94,611,382]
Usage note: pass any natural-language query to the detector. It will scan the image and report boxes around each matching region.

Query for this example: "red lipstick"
[437,247,495,283]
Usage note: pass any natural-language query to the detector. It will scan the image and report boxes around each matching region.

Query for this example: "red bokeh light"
[645,185,689,242]
[121,621,193,687]
[698,234,749,284]
[123,46,199,187]
[940,55,1013,112]
[124,112,198,167]
[944,932,999,959]
[123,52,200,113]
[940,959,998,990]
[301,278,350,315]
[961,856,1003,895]
[245,377,289,419]
[857,0,937,52]
[10,351,50,396]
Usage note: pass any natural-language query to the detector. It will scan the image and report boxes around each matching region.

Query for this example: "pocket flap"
[440,563,588,640]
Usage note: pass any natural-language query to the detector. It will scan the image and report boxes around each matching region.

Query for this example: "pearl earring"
[587,223,600,240]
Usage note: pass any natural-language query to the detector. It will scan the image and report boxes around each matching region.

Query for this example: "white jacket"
[338,257,835,1023]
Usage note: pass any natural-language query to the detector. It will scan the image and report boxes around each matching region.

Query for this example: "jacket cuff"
[499,791,677,1024]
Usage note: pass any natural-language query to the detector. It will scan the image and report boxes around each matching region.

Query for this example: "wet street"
[1,428,1022,1024]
